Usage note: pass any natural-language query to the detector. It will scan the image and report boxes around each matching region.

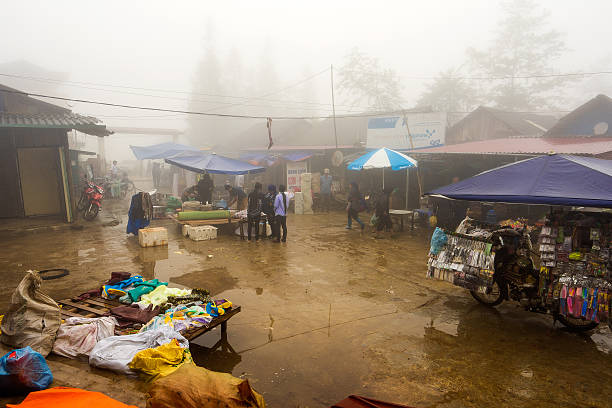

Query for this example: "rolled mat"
[178,210,231,221]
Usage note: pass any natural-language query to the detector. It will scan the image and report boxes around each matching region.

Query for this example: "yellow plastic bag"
[128,339,191,381]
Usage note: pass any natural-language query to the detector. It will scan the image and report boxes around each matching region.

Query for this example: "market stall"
[424,154,612,331]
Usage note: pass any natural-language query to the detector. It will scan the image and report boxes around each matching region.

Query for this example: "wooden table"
[57,295,241,342]
[389,209,415,231]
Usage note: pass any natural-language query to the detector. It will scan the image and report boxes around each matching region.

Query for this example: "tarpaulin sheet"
[240,151,313,167]
[426,154,612,207]
[130,143,200,160]
[166,153,265,175]
[6,387,138,408]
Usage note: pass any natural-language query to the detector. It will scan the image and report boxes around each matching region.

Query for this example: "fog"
[2,0,612,160]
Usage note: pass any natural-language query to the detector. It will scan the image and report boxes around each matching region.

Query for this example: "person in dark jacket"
[346,182,365,230]
[263,184,277,238]
[247,182,263,240]
[197,173,214,204]
[375,188,392,233]
[225,184,247,210]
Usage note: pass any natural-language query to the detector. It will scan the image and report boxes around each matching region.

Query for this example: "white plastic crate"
[138,227,168,247]
[188,225,218,241]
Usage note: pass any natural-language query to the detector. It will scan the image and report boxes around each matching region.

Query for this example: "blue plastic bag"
[429,227,448,255]
[0,346,53,395]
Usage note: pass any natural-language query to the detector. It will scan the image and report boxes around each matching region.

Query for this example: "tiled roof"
[405,137,612,156]
[0,112,110,136]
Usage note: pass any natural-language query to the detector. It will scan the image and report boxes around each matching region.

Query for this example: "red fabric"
[6,387,138,408]
[331,395,414,408]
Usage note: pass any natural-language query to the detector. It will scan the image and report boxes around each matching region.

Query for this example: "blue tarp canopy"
[165,153,265,175]
[130,142,201,160]
[426,154,612,208]
[240,151,313,167]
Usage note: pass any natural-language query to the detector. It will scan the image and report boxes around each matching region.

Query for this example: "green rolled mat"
[178,210,231,221]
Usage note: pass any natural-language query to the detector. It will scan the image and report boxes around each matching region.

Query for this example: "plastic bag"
[89,326,188,375]
[1,271,61,357]
[52,317,117,359]
[429,227,448,255]
[0,346,53,395]
[128,339,192,381]
[6,387,138,408]
[146,363,265,408]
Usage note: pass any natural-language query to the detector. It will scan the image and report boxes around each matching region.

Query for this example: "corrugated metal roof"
[405,137,612,155]
[0,112,110,136]
[544,94,612,137]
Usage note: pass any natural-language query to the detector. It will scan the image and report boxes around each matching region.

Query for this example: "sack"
[89,326,188,375]
[1,271,61,357]
[429,227,448,255]
[370,214,379,226]
[6,387,138,408]
[0,346,53,395]
[52,317,117,359]
[146,363,265,408]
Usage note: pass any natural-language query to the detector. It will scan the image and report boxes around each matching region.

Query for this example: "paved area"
[0,204,610,407]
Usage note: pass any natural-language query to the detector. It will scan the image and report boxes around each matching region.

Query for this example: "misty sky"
[2,0,612,144]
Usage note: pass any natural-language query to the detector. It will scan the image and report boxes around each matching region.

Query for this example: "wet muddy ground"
[0,201,611,407]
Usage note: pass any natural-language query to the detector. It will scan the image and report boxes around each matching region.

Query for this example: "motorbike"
[467,226,600,332]
[77,180,104,221]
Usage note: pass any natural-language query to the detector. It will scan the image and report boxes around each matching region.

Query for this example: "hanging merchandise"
[536,211,612,323]
[127,192,153,236]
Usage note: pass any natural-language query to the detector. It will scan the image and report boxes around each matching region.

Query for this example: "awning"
[166,153,265,175]
[240,151,313,167]
[130,142,201,160]
[426,154,612,207]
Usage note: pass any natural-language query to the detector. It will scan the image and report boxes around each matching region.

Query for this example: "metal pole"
[405,168,410,210]
[331,65,338,149]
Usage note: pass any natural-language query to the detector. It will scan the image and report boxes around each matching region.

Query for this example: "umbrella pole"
[382,168,385,190]
[405,168,409,210]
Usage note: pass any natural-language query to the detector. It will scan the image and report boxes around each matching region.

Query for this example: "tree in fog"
[337,48,404,111]
[467,0,571,111]
[187,21,225,147]
[417,67,480,113]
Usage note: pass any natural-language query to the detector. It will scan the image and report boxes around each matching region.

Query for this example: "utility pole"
[330,64,338,149]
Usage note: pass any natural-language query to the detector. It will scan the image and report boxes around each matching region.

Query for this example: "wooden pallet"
[57,296,241,341]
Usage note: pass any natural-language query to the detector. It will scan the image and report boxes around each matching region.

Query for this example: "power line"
[0,88,406,120]
[341,69,612,81]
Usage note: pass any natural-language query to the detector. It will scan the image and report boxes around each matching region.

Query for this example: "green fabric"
[166,196,182,209]
[128,279,168,303]
[177,210,230,221]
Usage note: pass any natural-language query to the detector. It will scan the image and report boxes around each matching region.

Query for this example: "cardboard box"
[188,225,217,241]
[138,227,168,247]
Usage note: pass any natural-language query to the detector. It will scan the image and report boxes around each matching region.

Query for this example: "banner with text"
[366,112,446,150]
[287,161,308,193]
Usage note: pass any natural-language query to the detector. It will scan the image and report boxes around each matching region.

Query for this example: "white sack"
[52,316,117,359]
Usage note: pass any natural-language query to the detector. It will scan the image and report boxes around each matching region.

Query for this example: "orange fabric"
[6,387,138,408]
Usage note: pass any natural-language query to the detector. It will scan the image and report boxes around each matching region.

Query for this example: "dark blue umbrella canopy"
[130,142,200,160]
[426,154,612,208]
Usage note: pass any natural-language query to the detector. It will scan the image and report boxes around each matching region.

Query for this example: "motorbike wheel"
[77,193,87,211]
[470,281,504,307]
[557,315,599,332]
[83,204,99,221]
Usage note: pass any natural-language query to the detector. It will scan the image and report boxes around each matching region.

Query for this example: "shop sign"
[287,161,307,192]
[366,112,446,150]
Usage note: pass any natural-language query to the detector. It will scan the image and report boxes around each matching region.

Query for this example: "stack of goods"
[301,173,313,214]
[311,172,321,194]
[294,192,304,214]
[182,201,202,212]
[427,227,495,291]
[537,214,612,322]
[177,210,230,221]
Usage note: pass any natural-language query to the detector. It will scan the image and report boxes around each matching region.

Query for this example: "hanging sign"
[366,112,446,150]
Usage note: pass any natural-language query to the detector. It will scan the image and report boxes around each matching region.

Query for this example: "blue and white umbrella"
[347,147,417,188]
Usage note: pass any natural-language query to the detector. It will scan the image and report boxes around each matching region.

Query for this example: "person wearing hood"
[263,184,277,239]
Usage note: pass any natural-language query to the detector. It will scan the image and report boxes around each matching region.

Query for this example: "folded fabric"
[206,299,233,317]
[128,339,192,381]
[106,272,132,285]
[102,276,144,299]
[89,326,188,375]
[128,279,168,303]
[140,304,213,334]
[6,387,138,408]
[52,317,117,359]
[137,286,191,307]
[110,304,161,325]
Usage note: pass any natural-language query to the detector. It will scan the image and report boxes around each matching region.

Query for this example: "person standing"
[197,173,214,204]
[375,188,393,235]
[320,168,333,212]
[225,183,247,210]
[274,184,289,242]
[110,160,119,179]
[346,182,365,230]
[263,184,277,238]
[247,182,263,241]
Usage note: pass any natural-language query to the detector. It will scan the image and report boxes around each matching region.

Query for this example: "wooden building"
[0,84,109,221]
